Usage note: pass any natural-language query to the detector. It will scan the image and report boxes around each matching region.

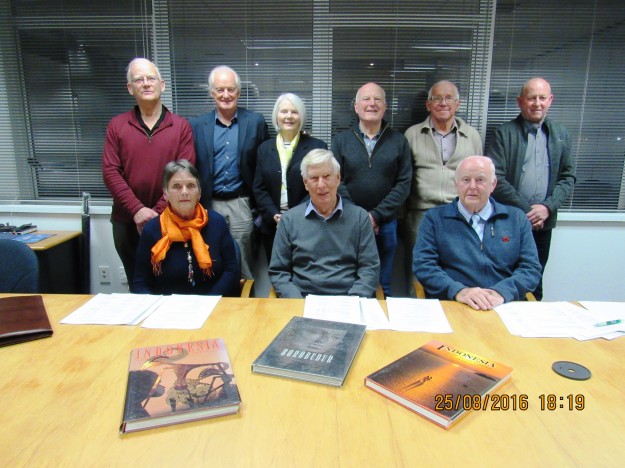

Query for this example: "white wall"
[1,205,624,301]
[543,216,625,301]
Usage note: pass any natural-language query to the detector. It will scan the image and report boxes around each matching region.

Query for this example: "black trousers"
[112,220,140,291]
[532,229,552,301]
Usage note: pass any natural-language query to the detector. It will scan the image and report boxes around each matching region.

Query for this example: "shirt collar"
[428,116,458,135]
[357,129,381,142]
[457,198,493,223]
[305,194,344,220]
[215,110,238,125]
[522,117,543,132]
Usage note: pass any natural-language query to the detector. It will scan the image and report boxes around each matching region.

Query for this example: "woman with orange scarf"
[133,160,240,295]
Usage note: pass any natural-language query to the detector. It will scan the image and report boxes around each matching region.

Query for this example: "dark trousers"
[112,220,140,291]
[532,229,552,301]
[261,231,276,264]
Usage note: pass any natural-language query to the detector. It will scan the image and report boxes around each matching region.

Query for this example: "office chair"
[413,280,427,299]
[233,241,254,297]
[0,239,39,293]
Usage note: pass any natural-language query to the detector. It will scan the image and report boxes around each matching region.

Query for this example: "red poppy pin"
[502,236,510,242]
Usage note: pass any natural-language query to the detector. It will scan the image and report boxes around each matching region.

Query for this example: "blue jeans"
[376,218,398,297]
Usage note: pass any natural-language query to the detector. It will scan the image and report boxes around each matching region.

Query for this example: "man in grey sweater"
[269,149,380,298]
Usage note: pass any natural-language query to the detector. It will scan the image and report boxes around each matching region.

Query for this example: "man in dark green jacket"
[489,77,576,300]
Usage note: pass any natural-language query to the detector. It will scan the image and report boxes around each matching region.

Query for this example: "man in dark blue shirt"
[190,66,269,279]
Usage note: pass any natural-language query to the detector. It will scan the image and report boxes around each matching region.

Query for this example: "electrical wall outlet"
[99,266,111,284]
[119,266,128,285]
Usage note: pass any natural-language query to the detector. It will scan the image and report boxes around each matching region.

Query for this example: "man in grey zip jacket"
[332,82,412,297]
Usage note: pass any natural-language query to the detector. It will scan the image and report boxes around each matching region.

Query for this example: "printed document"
[386,297,452,332]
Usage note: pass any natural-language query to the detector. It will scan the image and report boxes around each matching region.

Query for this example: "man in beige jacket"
[403,80,482,294]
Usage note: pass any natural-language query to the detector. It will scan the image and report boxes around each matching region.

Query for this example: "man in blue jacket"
[413,156,541,311]
[190,66,269,279]
[489,78,576,300]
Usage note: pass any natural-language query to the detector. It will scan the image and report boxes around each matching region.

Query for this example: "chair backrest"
[413,280,427,299]
[0,239,39,293]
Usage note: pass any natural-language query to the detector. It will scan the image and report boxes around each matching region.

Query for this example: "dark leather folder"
[0,295,53,346]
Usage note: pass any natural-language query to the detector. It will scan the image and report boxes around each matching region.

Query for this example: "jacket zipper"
[352,124,389,168]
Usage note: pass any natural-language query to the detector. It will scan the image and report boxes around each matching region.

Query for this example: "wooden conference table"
[2,295,624,467]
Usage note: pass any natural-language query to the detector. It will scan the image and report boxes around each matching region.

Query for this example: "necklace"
[184,242,195,286]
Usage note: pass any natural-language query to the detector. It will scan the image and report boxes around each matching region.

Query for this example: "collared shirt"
[357,126,382,156]
[457,199,494,241]
[134,105,167,136]
[430,117,458,163]
[212,112,242,194]
[519,119,549,205]
[305,195,344,221]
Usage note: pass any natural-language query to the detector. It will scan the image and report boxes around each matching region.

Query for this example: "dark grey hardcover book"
[252,316,367,387]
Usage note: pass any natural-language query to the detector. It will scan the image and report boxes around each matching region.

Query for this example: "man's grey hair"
[208,65,241,92]
[126,58,162,83]
[300,149,341,179]
[427,80,460,100]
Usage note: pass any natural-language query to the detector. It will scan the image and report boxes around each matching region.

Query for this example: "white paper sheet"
[578,301,625,340]
[141,294,221,329]
[359,298,391,330]
[60,293,165,325]
[303,295,391,330]
[494,301,625,340]
[303,295,363,324]
[386,297,452,333]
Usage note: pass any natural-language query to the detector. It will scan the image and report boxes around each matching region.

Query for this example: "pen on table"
[593,319,622,327]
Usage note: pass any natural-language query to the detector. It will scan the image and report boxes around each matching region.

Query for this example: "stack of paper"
[61,293,221,329]
[61,294,164,325]
[141,295,221,329]
[302,295,452,333]
[578,301,625,340]
[494,301,625,340]
[386,297,452,333]
[303,295,389,330]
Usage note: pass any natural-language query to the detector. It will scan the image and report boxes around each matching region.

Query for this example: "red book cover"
[120,338,241,433]
[365,340,512,429]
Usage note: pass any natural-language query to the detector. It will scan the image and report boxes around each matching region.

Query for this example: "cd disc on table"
[552,361,591,380]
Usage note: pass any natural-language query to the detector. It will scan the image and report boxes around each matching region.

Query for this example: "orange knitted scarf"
[151,204,213,277]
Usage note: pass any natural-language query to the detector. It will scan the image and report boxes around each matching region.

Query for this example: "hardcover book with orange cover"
[365,340,512,429]
[120,338,241,433]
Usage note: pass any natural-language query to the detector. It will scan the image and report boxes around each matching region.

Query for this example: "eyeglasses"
[131,76,159,85]
[429,96,459,104]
